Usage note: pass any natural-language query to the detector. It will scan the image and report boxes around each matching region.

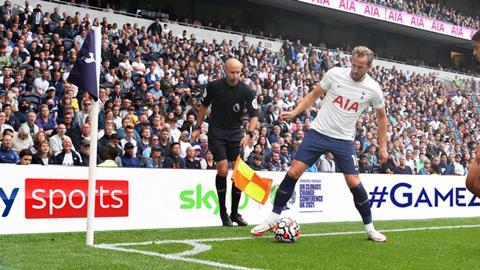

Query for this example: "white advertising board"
[0,164,478,234]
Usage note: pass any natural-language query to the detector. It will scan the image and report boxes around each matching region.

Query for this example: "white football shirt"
[311,67,384,140]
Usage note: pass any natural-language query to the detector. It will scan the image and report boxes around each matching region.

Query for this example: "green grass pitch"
[1,217,480,269]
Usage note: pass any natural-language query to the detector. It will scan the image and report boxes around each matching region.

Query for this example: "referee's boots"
[230,213,248,226]
[220,211,233,227]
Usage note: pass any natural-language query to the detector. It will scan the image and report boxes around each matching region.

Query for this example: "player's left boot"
[220,211,233,227]
[367,230,387,242]
[230,213,248,226]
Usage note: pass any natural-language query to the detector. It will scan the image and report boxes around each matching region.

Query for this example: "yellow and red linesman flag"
[232,156,273,205]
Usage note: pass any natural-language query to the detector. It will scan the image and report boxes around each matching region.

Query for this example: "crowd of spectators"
[168,3,479,74]
[361,0,480,29]
[68,0,480,31]
[65,0,480,74]
[0,1,478,176]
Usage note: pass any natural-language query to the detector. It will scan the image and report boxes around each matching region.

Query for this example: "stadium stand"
[0,0,477,177]
[33,0,480,74]
[360,0,480,29]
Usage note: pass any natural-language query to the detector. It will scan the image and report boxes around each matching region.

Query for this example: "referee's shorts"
[208,127,243,162]
[294,129,359,174]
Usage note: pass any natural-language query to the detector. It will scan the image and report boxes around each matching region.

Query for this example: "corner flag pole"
[86,99,99,246]
[86,26,102,246]
[66,26,102,246]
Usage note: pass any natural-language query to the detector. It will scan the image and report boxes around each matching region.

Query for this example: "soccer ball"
[273,217,300,243]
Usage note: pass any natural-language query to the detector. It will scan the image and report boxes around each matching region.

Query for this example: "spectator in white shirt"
[179,129,192,158]
[49,124,74,155]
[132,53,146,75]
[120,125,138,156]
[319,152,336,173]
[33,69,49,95]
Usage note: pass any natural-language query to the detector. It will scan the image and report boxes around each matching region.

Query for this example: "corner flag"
[67,27,101,246]
[67,27,101,101]
[232,156,273,204]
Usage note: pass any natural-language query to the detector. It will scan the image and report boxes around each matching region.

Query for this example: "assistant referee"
[192,58,258,226]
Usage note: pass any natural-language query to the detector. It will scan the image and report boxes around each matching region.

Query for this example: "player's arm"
[242,90,259,149]
[240,116,259,150]
[245,89,259,134]
[247,116,258,134]
[281,83,325,121]
[192,86,213,141]
[376,106,388,164]
[191,104,208,141]
[195,104,208,131]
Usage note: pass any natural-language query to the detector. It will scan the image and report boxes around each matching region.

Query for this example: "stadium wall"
[1,165,478,235]
[372,58,478,82]
[10,0,284,52]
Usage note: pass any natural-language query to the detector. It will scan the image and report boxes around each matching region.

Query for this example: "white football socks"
[266,212,280,226]
[365,223,375,233]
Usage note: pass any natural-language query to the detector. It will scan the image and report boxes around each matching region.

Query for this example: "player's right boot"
[250,220,275,237]
[367,230,387,242]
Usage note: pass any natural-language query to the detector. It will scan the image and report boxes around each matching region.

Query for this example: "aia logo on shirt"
[332,95,359,112]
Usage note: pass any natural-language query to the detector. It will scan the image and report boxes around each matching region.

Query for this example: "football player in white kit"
[251,46,389,242]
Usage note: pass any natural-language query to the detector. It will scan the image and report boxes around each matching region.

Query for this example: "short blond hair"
[352,46,374,65]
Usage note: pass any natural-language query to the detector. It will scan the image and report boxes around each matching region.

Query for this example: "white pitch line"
[94,224,480,270]
[103,223,480,246]
[95,243,260,270]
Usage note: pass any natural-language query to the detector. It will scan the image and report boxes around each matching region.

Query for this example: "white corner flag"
[67,26,101,246]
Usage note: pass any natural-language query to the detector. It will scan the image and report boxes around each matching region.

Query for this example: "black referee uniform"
[201,77,258,225]
[202,78,258,161]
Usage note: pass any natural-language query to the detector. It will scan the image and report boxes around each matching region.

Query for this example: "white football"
[273,217,300,243]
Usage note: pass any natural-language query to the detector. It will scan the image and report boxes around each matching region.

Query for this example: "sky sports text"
[180,184,249,214]
[0,179,130,219]
[24,179,129,218]
[0,188,18,217]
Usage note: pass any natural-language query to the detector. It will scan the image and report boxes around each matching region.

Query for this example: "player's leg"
[209,138,233,226]
[343,174,385,242]
[335,141,386,242]
[251,130,323,236]
[226,141,247,226]
[216,159,232,226]
[272,159,308,215]
[251,160,308,236]
[466,159,480,197]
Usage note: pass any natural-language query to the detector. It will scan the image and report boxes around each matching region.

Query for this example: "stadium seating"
[361,0,480,29]
[0,0,477,177]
